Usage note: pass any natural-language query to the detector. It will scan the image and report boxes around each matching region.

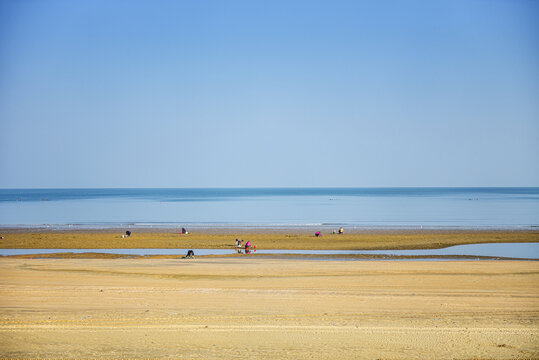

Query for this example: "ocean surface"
[0,188,538,229]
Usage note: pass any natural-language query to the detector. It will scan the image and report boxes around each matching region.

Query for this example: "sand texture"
[0,258,538,359]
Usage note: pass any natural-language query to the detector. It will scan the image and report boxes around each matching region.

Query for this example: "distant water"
[0,188,538,229]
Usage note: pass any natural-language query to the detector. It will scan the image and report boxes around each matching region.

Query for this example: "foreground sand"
[0,258,538,359]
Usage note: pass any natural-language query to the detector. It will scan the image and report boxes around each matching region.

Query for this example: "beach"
[0,257,537,359]
[1,229,538,358]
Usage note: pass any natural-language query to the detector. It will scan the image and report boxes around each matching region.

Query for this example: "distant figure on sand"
[339,227,344,235]
[315,231,322,237]
[186,250,195,258]
[245,241,252,254]
[181,227,188,235]
[126,231,131,237]
[235,238,243,253]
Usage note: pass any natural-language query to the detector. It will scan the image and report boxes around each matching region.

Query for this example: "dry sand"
[0,258,538,359]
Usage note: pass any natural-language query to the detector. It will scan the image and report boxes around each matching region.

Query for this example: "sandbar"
[0,228,537,250]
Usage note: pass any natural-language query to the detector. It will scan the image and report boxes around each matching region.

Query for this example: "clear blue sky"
[1,0,538,188]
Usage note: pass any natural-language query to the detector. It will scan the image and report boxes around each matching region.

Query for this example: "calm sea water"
[0,188,538,229]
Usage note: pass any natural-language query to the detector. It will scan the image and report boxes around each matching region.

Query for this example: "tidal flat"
[0,228,538,250]
[1,229,538,358]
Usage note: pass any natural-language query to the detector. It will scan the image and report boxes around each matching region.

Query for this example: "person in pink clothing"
[245,241,252,254]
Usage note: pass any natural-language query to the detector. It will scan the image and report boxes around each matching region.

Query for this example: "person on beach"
[126,231,131,237]
[186,250,195,258]
[235,238,243,253]
[315,231,322,237]
[245,241,251,254]
[181,227,188,235]
[339,227,344,235]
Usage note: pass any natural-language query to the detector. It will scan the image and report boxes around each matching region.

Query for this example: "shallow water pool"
[0,242,538,259]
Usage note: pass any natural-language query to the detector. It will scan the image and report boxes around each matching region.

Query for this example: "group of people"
[235,238,254,254]
[316,227,345,237]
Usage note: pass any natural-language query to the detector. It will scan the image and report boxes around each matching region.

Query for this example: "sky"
[0,0,538,188]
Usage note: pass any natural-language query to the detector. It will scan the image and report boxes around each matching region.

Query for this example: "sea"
[0,188,538,230]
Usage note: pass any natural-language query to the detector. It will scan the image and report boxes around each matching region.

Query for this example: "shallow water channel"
[1,243,538,259]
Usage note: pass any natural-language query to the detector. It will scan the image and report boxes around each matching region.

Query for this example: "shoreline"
[2,226,539,233]
[1,224,538,233]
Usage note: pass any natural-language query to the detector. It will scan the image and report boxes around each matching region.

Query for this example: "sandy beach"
[0,257,538,359]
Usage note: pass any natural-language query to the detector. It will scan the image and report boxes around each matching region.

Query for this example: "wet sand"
[0,258,538,359]
[0,229,538,250]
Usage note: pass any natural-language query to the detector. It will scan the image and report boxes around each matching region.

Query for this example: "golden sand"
[0,258,537,359]
[0,229,538,250]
